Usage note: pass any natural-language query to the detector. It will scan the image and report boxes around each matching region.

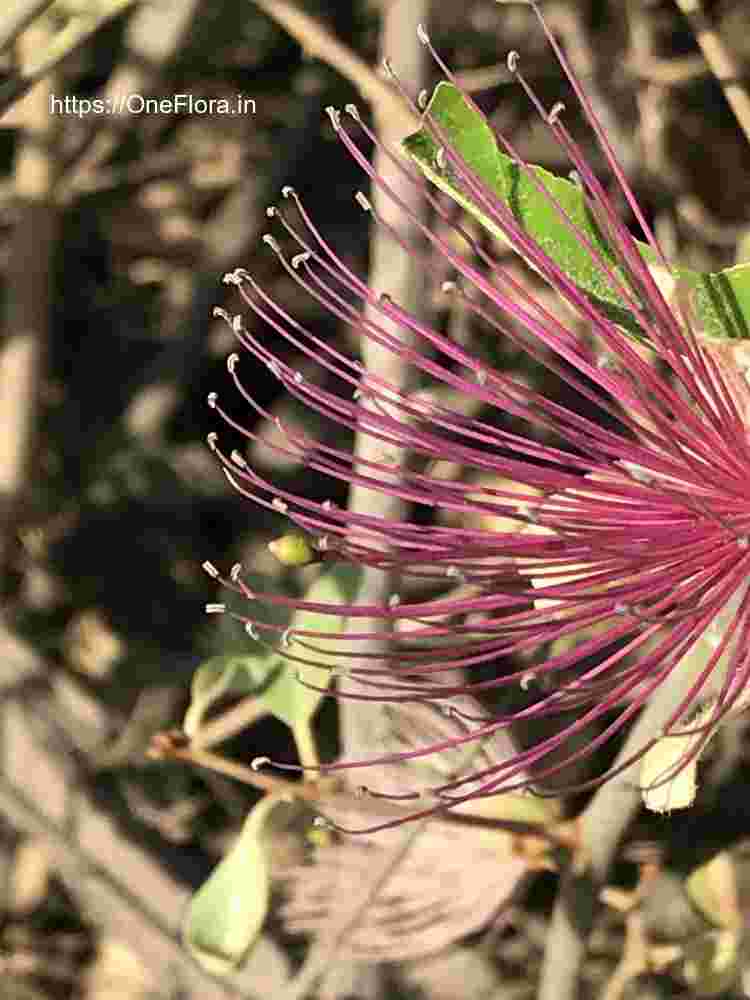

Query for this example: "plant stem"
[674,0,750,144]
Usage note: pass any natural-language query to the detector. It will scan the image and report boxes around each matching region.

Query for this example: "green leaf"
[256,563,363,731]
[185,569,293,737]
[190,564,362,754]
[183,654,281,737]
[403,82,750,342]
[182,793,295,976]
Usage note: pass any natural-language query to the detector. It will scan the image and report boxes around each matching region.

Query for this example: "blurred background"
[1,1,749,998]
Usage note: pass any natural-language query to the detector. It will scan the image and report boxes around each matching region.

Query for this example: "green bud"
[268,532,317,567]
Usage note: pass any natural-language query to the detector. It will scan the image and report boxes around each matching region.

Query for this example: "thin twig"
[338,0,430,760]
[674,0,750,144]
[152,741,322,803]
[537,668,708,1000]
[250,0,418,136]
[0,19,58,589]
[627,52,707,86]
[191,696,268,750]
[598,908,649,1000]
[258,6,432,996]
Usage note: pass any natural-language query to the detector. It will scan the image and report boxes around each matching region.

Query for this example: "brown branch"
[261,4,432,997]
[0,20,58,590]
[338,0,430,761]
[250,0,418,136]
[537,668,709,1000]
[152,737,322,803]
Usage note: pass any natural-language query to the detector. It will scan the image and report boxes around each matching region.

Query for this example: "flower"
[206,6,750,829]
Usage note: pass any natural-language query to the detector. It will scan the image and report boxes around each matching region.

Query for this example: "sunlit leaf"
[182,793,295,975]
[255,563,363,731]
[403,82,750,342]
[686,853,741,932]
[187,564,362,753]
[183,654,279,737]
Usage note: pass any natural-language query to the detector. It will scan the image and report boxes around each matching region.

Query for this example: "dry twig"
[0,19,58,589]
[250,0,418,136]
[674,0,750,144]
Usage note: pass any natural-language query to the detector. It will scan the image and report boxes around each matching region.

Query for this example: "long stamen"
[203,14,750,830]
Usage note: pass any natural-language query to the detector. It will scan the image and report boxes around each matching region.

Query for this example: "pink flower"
[206,7,750,828]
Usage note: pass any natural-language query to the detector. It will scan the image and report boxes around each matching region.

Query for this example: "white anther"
[227,352,239,372]
[345,103,360,120]
[246,622,260,640]
[230,562,242,582]
[207,392,218,408]
[416,23,430,45]
[293,371,304,384]
[322,499,334,511]
[435,146,447,170]
[291,251,311,269]
[417,89,429,109]
[206,432,218,450]
[313,816,332,829]
[266,205,277,217]
[281,628,294,648]
[251,756,270,771]
[520,671,536,691]
[212,306,231,322]
[355,191,372,212]
[282,185,295,198]
[230,449,247,468]
[325,106,341,130]
[202,561,219,578]
[507,50,519,73]
[548,101,566,124]
[222,268,249,285]
[272,498,289,513]
[388,593,401,608]
[205,603,226,614]
[262,233,280,252]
